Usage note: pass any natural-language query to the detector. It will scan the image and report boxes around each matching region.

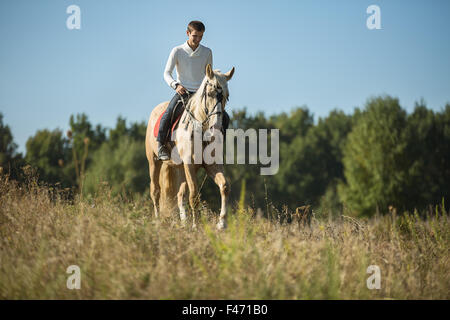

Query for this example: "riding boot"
[157,141,170,161]
[157,94,180,143]
[157,91,193,161]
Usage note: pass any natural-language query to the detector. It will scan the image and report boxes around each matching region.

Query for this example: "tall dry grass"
[0,170,449,299]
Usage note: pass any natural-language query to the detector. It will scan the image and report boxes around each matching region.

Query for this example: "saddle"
[153,106,183,140]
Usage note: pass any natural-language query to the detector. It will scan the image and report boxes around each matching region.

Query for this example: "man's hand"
[175,84,187,95]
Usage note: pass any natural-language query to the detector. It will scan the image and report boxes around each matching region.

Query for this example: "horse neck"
[187,92,209,123]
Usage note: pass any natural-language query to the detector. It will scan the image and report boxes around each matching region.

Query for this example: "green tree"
[68,113,106,163]
[108,116,147,148]
[25,129,71,185]
[82,116,148,199]
[435,104,450,204]
[69,114,106,149]
[405,101,450,209]
[270,106,314,144]
[338,95,410,216]
[270,110,350,210]
[0,113,24,180]
[309,110,353,214]
[67,113,107,191]
[83,135,148,199]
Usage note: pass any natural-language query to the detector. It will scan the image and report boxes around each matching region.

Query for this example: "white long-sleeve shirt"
[163,41,213,92]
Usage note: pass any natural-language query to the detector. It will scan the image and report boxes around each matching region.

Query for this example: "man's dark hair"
[187,21,205,33]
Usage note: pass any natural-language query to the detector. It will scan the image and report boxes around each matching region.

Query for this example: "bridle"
[182,80,228,130]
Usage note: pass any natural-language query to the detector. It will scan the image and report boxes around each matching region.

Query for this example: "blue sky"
[1,0,449,154]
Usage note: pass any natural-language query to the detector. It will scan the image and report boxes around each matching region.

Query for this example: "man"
[157,20,230,161]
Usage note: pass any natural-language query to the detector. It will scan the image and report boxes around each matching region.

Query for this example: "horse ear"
[206,64,214,79]
[224,67,235,81]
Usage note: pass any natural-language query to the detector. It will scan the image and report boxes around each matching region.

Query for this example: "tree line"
[1,95,449,217]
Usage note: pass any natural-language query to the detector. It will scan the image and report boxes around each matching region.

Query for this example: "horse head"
[201,64,235,137]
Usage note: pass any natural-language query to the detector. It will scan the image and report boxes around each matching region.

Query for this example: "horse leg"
[149,155,162,218]
[172,166,188,223]
[204,164,230,230]
[177,181,188,223]
[184,164,199,228]
[160,163,173,214]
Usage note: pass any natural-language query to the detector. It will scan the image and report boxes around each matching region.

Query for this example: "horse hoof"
[216,220,227,230]
[180,213,187,222]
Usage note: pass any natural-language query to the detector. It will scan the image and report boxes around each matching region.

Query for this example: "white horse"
[145,64,235,229]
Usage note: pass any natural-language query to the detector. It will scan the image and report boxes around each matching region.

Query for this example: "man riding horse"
[158,20,230,161]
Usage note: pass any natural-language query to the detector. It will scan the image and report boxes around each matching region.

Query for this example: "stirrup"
[157,144,170,161]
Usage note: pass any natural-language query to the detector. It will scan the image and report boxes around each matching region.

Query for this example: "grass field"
[0,173,449,299]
